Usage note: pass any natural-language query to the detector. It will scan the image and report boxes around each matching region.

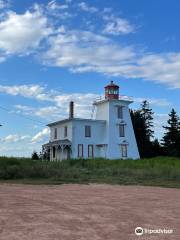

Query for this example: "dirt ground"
[0,184,179,240]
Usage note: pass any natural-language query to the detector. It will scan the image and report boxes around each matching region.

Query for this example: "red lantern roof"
[104,81,119,100]
[105,80,119,89]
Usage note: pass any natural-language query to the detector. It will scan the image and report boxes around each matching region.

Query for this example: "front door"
[67,148,71,159]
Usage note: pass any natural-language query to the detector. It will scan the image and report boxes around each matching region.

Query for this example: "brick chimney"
[69,101,74,119]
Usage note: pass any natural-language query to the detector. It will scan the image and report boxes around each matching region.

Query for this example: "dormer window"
[54,128,57,139]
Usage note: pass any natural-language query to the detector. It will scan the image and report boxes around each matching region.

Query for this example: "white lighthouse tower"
[93,81,140,159]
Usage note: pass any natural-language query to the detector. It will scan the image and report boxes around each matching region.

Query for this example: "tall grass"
[0,156,180,187]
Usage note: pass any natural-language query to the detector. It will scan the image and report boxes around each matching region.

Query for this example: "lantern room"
[105,81,119,100]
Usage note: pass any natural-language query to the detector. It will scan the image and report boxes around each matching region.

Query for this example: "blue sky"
[0,0,180,157]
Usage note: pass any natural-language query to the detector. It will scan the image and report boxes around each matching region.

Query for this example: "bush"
[32,151,39,160]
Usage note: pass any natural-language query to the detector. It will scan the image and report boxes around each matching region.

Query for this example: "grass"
[0,156,180,188]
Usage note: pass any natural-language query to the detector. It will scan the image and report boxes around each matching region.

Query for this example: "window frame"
[54,128,57,139]
[119,124,125,137]
[117,106,123,119]
[85,125,91,138]
[88,144,94,158]
[78,144,83,158]
[121,144,127,158]
[64,126,68,138]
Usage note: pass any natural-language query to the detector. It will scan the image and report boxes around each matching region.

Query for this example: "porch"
[42,140,72,161]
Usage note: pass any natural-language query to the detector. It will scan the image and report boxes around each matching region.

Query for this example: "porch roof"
[43,139,71,148]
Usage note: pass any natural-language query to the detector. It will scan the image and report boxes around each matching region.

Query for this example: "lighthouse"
[93,81,140,159]
[43,81,140,160]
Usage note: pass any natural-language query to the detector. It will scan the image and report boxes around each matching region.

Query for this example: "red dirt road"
[0,184,179,240]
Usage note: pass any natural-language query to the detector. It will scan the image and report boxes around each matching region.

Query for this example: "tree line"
[130,101,180,158]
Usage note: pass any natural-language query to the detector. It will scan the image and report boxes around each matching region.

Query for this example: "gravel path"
[0,184,179,240]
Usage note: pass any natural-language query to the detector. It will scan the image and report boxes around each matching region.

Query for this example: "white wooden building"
[42,81,140,160]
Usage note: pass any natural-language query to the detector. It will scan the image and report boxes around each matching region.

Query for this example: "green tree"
[130,109,148,157]
[151,138,164,157]
[32,151,39,160]
[131,101,155,158]
[140,100,154,140]
[162,109,180,157]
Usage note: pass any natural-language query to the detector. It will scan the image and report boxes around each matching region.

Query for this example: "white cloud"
[53,92,99,118]
[45,1,72,19]
[47,0,68,11]
[56,11,72,19]
[46,0,72,19]
[0,84,99,118]
[15,105,64,120]
[134,97,171,107]
[31,128,50,143]
[0,0,10,9]
[0,134,30,143]
[131,53,180,89]
[36,106,60,118]
[0,84,52,101]
[13,90,99,120]
[42,30,135,69]
[78,2,98,13]
[0,8,52,55]
[40,28,180,89]
[0,2,179,89]
[103,17,134,35]
[15,105,35,112]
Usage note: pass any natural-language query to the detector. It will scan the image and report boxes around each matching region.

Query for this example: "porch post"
[50,146,53,161]
[62,145,64,160]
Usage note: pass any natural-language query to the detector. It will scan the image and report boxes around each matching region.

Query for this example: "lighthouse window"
[121,144,127,157]
[119,124,125,137]
[117,106,123,119]
[54,128,57,139]
[85,125,91,137]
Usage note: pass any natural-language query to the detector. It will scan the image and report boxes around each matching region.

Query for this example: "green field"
[0,157,180,188]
